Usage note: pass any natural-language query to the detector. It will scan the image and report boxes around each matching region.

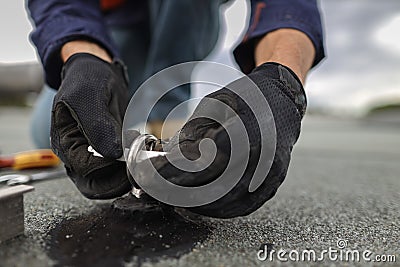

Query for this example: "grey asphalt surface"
[0,107,399,266]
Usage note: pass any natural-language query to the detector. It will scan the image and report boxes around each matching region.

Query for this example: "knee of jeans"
[30,86,56,149]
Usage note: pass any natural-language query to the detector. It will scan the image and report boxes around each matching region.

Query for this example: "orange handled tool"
[0,149,60,170]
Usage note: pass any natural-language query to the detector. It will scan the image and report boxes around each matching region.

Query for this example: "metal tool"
[0,169,66,186]
[0,149,60,170]
[88,134,167,163]
[88,134,168,198]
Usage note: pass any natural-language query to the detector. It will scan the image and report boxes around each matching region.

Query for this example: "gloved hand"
[134,62,306,218]
[50,53,131,199]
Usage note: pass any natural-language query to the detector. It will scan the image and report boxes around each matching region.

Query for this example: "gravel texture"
[0,108,399,266]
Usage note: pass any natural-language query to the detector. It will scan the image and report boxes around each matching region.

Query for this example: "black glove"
[51,53,131,199]
[134,62,306,218]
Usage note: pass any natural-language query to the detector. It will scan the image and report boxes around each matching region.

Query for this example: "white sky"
[306,0,400,115]
[0,0,37,62]
[1,0,400,115]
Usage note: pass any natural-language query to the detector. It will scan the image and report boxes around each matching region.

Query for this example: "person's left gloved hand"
[51,53,132,199]
[132,62,306,218]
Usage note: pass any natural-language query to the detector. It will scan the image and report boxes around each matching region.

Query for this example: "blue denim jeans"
[30,0,221,148]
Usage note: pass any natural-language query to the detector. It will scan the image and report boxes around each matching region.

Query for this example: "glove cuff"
[61,53,129,86]
[252,62,307,118]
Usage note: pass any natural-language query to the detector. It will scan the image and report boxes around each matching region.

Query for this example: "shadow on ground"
[48,196,210,267]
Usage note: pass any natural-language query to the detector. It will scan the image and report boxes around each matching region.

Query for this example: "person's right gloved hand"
[132,62,306,218]
[50,53,132,199]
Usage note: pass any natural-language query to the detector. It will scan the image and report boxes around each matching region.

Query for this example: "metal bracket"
[0,185,34,243]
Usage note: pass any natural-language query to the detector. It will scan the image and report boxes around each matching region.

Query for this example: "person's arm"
[61,40,112,63]
[27,0,118,88]
[254,29,315,84]
[28,1,132,199]
[233,0,325,78]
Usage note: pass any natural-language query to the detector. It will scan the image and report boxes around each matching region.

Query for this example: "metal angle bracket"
[0,185,34,243]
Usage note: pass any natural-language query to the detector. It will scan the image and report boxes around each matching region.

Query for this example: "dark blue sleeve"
[27,0,119,88]
[233,0,325,74]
